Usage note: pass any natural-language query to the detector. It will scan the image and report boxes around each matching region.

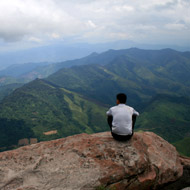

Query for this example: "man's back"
[107,104,139,136]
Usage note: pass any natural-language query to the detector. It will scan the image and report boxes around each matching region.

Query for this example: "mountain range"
[0,48,190,156]
[47,48,190,106]
[1,40,189,69]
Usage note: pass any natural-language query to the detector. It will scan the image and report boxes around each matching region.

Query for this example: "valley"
[0,48,190,156]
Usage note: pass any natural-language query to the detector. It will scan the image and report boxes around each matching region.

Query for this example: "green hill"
[0,76,23,86]
[0,118,34,151]
[136,94,190,143]
[0,83,23,101]
[0,79,108,151]
[173,137,190,157]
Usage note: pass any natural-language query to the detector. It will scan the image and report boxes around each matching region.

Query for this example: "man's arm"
[106,108,113,131]
[132,109,139,131]
[107,115,113,131]
[132,114,137,132]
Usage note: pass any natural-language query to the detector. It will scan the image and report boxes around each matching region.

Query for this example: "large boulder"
[0,131,189,190]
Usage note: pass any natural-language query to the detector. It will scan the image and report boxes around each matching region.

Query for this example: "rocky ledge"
[0,132,190,190]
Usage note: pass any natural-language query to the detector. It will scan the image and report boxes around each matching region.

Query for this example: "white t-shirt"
[106,104,139,135]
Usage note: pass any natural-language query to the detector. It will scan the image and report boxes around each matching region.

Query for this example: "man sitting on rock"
[106,93,139,141]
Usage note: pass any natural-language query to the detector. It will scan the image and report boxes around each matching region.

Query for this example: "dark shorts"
[111,132,133,141]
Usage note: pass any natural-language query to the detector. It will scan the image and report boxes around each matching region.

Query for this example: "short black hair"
[116,93,127,103]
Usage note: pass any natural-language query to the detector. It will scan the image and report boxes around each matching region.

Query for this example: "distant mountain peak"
[88,52,99,57]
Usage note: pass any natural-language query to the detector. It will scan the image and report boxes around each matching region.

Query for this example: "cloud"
[154,0,178,11]
[165,23,186,30]
[28,37,43,43]
[0,0,189,47]
[0,0,84,42]
[87,20,97,29]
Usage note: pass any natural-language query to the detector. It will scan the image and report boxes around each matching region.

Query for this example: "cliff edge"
[0,132,190,190]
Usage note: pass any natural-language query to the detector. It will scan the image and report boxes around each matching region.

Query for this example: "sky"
[0,0,190,52]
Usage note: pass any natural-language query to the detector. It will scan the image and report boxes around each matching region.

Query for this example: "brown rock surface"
[0,131,189,190]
